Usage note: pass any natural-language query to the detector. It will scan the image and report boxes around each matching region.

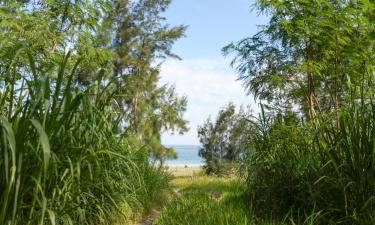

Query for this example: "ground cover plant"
[157,175,324,225]
[156,176,251,225]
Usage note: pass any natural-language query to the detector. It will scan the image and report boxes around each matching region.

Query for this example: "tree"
[198,102,252,174]
[111,0,188,164]
[223,1,375,222]
[223,0,374,125]
[0,1,187,223]
[0,0,112,80]
[0,0,188,167]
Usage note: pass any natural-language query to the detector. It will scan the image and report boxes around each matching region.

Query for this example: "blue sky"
[160,0,268,145]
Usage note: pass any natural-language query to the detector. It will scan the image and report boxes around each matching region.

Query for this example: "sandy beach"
[167,165,203,177]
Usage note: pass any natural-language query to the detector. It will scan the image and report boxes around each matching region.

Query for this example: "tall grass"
[157,176,250,225]
[157,176,323,225]
[0,50,168,224]
[244,101,375,223]
[313,100,375,223]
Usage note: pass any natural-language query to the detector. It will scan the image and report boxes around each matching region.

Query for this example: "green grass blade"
[30,119,51,175]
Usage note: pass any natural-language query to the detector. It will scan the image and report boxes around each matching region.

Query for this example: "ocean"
[165,145,204,167]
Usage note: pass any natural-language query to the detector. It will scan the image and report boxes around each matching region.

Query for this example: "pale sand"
[167,166,202,177]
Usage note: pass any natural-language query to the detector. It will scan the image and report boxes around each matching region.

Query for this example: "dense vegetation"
[157,175,324,225]
[1,0,374,224]
[198,0,375,224]
[0,0,186,224]
[198,102,252,175]
[157,176,250,225]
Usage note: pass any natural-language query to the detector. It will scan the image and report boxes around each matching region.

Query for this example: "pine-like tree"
[111,0,188,164]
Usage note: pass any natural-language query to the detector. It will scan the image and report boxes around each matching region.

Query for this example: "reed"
[244,100,375,223]
[0,50,167,224]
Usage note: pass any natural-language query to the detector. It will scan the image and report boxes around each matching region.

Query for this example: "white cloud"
[160,58,258,145]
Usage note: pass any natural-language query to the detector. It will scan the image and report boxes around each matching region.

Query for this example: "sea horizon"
[164,145,204,167]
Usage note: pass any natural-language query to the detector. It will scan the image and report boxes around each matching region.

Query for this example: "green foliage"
[157,176,323,225]
[112,0,189,164]
[313,100,375,223]
[156,177,250,225]
[223,0,375,224]
[157,192,249,225]
[198,102,252,175]
[224,0,375,116]
[244,108,320,218]
[0,0,113,81]
[135,162,173,213]
[243,102,375,223]
[0,52,131,224]
[0,0,185,224]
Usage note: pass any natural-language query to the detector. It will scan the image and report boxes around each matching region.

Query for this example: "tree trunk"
[306,39,316,126]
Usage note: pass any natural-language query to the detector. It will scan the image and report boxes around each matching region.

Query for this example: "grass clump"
[0,51,171,224]
[157,176,250,225]
[244,102,375,224]
[157,191,249,225]
[157,175,323,225]
[194,101,375,224]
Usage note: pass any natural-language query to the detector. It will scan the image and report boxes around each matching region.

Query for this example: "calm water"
[165,145,203,167]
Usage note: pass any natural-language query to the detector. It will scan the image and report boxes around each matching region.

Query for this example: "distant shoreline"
[164,145,203,167]
[165,163,203,168]
[167,165,202,177]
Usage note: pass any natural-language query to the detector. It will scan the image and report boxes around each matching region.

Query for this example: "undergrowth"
[0,51,171,224]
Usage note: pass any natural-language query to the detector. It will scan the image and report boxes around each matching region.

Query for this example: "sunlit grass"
[172,175,242,194]
[0,51,171,224]
[157,176,250,225]
[157,175,323,225]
